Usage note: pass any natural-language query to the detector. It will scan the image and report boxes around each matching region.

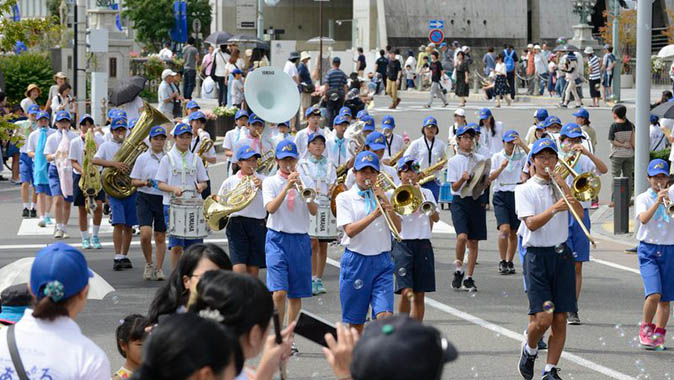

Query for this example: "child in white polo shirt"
[326,115,353,173]
[345,131,400,189]
[380,115,405,165]
[17,103,39,218]
[223,109,248,177]
[294,106,325,159]
[188,111,216,198]
[27,111,55,227]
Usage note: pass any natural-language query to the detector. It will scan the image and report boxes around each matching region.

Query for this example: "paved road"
[0,95,670,379]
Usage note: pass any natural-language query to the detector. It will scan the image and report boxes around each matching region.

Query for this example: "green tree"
[0,0,64,52]
[124,0,211,53]
[0,52,54,105]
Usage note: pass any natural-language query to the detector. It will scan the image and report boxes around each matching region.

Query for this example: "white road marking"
[590,257,641,275]
[0,238,228,251]
[325,257,637,380]
[18,218,115,236]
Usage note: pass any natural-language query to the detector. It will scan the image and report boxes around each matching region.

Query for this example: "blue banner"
[11,4,20,21]
[169,1,187,43]
[110,3,123,31]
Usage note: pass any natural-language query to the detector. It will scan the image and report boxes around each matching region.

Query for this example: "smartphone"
[272,309,282,344]
[294,309,337,347]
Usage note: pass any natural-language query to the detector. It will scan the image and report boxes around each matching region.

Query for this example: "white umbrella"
[0,258,115,300]
[657,44,674,59]
[307,36,335,45]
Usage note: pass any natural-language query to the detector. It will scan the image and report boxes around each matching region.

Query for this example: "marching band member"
[380,115,405,165]
[338,106,352,124]
[155,123,209,269]
[188,110,216,198]
[447,108,467,156]
[446,125,487,292]
[271,121,292,148]
[392,156,439,321]
[404,116,447,201]
[130,126,168,281]
[103,109,129,143]
[558,123,607,325]
[344,110,368,140]
[345,131,400,189]
[218,144,267,277]
[237,113,274,159]
[635,159,674,351]
[93,117,137,271]
[45,111,77,239]
[543,115,562,148]
[298,133,337,295]
[478,108,504,157]
[326,115,353,170]
[223,109,249,177]
[336,150,401,333]
[294,107,325,159]
[488,130,529,275]
[262,140,317,337]
[27,111,55,228]
[525,108,549,145]
[515,138,583,380]
[17,104,40,218]
[69,114,105,249]
[184,100,200,116]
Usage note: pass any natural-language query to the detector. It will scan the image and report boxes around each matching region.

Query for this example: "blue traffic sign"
[428,28,444,44]
[428,19,445,29]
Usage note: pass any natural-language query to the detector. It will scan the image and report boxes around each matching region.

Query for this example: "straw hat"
[54,72,67,80]
[300,51,311,61]
[24,84,40,98]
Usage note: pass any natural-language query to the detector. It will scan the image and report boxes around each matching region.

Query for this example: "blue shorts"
[226,216,267,268]
[637,242,674,302]
[339,248,394,324]
[265,229,312,299]
[72,173,106,207]
[421,181,440,202]
[6,143,19,157]
[566,209,590,262]
[163,205,202,249]
[110,193,138,226]
[450,196,487,240]
[19,153,33,184]
[493,191,520,230]
[35,184,51,195]
[391,239,435,294]
[518,235,528,292]
[136,192,166,232]
[524,244,577,315]
[47,164,72,202]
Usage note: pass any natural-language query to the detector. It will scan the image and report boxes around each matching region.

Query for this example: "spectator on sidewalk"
[375,50,389,94]
[560,52,582,108]
[182,37,199,101]
[649,115,668,153]
[323,57,348,128]
[585,47,601,107]
[20,84,40,114]
[386,50,402,109]
[534,45,548,96]
[483,47,496,77]
[454,51,470,108]
[493,53,510,107]
[298,52,313,127]
[158,42,173,62]
[45,72,67,115]
[503,45,518,101]
[526,44,536,95]
[602,45,617,102]
[425,51,448,108]
[608,104,634,206]
[355,47,366,78]
[441,43,454,74]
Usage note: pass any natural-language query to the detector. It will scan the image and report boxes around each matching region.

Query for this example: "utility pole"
[257,0,263,39]
[73,0,86,115]
[634,0,652,196]
[319,0,323,85]
[611,0,621,102]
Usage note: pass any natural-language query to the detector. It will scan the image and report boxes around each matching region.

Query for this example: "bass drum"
[169,196,208,239]
[310,195,337,240]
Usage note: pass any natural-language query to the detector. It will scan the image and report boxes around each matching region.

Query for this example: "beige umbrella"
[657,44,674,59]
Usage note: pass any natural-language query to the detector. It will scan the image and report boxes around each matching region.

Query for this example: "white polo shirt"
[404,136,447,171]
[190,129,216,160]
[69,134,105,175]
[130,150,165,196]
[515,178,568,248]
[490,149,527,192]
[635,185,674,245]
[262,172,315,234]
[0,310,111,380]
[344,164,400,189]
[561,153,597,209]
[26,127,56,154]
[218,172,267,219]
[297,157,337,196]
[398,186,436,240]
[336,185,392,255]
[480,121,504,157]
[155,146,209,205]
[446,151,487,196]
[94,139,122,162]
[326,135,352,168]
[44,129,78,157]
[235,133,275,157]
[15,119,35,154]
[382,132,405,161]
[294,126,325,159]
[223,126,246,163]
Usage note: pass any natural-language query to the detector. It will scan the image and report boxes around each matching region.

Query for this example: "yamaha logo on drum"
[262,70,274,75]
[189,212,195,232]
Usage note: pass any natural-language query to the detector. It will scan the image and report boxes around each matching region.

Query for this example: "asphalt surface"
[0,91,671,379]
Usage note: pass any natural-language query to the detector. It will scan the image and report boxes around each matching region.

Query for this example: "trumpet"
[292,167,316,203]
[656,184,674,216]
[416,182,436,216]
[365,178,402,241]
[545,167,596,248]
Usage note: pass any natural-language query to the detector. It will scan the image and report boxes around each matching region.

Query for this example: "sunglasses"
[400,162,420,173]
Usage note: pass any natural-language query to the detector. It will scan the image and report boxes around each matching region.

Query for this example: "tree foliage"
[0,0,64,52]
[598,9,637,56]
[0,52,54,105]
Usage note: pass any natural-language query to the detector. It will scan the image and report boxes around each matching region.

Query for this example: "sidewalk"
[589,204,637,247]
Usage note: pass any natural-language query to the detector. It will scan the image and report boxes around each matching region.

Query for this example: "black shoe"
[537,336,548,350]
[22,208,29,218]
[0,176,7,181]
[567,311,581,325]
[29,209,37,218]
[518,342,537,380]
[103,204,111,215]
[121,257,133,269]
[541,367,562,379]
[462,277,477,292]
[508,261,516,274]
[498,260,508,274]
[625,246,637,253]
[451,270,464,289]
[113,259,124,271]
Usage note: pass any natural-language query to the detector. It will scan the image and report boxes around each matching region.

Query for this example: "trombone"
[416,182,436,216]
[377,172,423,215]
[555,150,601,202]
[545,167,596,248]
[365,178,402,241]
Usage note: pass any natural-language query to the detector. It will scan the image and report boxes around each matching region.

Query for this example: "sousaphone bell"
[244,66,301,123]
[460,159,491,200]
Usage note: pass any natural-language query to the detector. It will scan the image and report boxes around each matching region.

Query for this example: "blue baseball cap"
[149,125,167,138]
[503,129,519,142]
[128,118,138,129]
[333,115,349,126]
[339,107,352,117]
[651,114,659,124]
[236,144,261,161]
[55,110,71,122]
[648,159,670,177]
[396,155,419,172]
[365,131,386,150]
[535,121,546,130]
[188,111,207,122]
[560,123,585,139]
[305,106,321,118]
[544,115,562,128]
[235,109,249,120]
[361,115,375,131]
[110,117,128,130]
[248,113,265,125]
[478,108,492,120]
[531,138,558,155]
[466,122,480,133]
[30,242,93,302]
[231,68,243,75]
[456,124,476,137]
[78,114,94,125]
[423,116,438,128]
[277,121,290,127]
[27,104,40,115]
[173,122,192,137]
[535,108,549,121]
[572,108,589,119]
[308,132,326,144]
[439,42,447,48]
[381,115,395,129]
[185,100,200,110]
[356,110,369,119]
[36,111,50,121]
[354,151,380,171]
[107,109,121,119]
[276,140,299,159]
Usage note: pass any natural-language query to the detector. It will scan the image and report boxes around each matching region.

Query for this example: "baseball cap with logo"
[27,104,40,116]
[110,117,128,130]
[55,111,72,122]
[149,126,167,138]
[308,132,326,144]
[235,109,249,120]
[365,131,386,151]
[275,140,299,159]
[361,115,375,131]
[248,113,265,125]
[572,108,589,119]
[531,138,559,155]
[560,123,585,139]
[305,106,321,118]
[503,129,519,142]
[423,116,438,127]
[333,115,349,126]
[173,123,192,137]
[456,125,476,137]
[236,144,261,162]
[381,115,395,129]
[535,108,549,121]
[356,110,369,119]
[648,159,669,177]
[188,111,207,122]
[339,107,352,117]
[354,151,380,171]
[36,111,50,121]
[478,108,492,120]
[544,115,562,128]
[185,100,200,110]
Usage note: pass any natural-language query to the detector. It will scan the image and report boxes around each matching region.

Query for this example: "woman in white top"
[50,83,78,123]
[212,44,231,106]
[20,83,40,114]
[493,54,510,107]
[0,242,110,379]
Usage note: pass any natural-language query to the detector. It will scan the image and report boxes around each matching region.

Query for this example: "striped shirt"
[324,68,348,94]
[588,55,601,80]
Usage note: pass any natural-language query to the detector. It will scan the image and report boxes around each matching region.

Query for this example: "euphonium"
[196,136,214,168]
[555,150,601,202]
[203,175,259,230]
[79,129,102,214]
[101,102,170,199]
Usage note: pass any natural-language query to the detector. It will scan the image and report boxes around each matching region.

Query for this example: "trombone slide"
[365,178,403,241]
[545,167,596,248]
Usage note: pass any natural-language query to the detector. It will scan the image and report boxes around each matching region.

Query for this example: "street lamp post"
[571,0,597,25]
[610,0,621,102]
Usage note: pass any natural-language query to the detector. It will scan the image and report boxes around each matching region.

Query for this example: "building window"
[110,57,117,78]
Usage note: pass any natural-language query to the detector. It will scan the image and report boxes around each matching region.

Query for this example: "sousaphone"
[460,159,491,200]
[244,66,300,123]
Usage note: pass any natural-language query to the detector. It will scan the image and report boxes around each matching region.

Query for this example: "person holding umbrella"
[110,76,147,121]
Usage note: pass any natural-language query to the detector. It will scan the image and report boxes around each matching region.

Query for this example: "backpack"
[504,50,515,72]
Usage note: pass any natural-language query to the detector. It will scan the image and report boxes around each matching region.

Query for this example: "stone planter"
[620,74,634,89]
[205,115,234,138]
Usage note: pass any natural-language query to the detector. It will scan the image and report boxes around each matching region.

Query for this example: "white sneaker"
[154,268,165,281]
[143,263,155,280]
[54,229,63,239]
[61,229,69,239]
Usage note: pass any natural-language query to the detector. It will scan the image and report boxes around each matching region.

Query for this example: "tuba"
[203,175,259,230]
[79,130,102,214]
[244,66,300,123]
[101,102,170,199]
